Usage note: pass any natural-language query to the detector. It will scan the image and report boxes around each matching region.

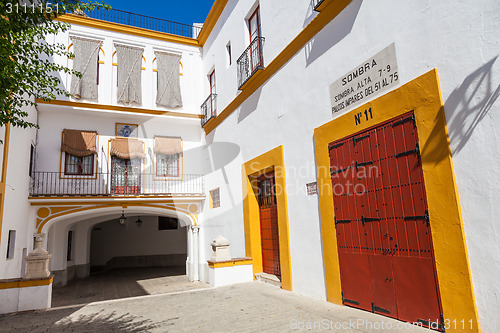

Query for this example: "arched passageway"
[40,205,207,306]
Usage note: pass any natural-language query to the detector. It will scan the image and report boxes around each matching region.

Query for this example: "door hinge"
[392,113,415,127]
[331,167,348,176]
[341,291,360,306]
[329,142,344,151]
[355,161,374,169]
[362,216,380,225]
[404,209,430,226]
[335,217,351,227]
[371,302,391,315]
[353,134,370,146]
[417,316,446,332]
[396,143,420,158]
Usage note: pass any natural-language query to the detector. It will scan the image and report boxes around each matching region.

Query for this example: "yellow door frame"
[314,69,480,332]
[242,145,292,291]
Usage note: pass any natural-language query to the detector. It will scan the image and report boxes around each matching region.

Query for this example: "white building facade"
[1,1,499,332]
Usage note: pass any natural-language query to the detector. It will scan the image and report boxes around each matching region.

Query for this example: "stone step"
[255,272,281,287]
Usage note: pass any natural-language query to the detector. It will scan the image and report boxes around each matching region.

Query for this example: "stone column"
[23,233,52,280]
[192,225,200,281]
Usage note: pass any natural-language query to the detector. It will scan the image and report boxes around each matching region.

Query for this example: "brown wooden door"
[329,112,443,330]
[258,172,281,278]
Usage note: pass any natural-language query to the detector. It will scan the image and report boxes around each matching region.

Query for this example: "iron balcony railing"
[201,93,217,127]
[76,7,202,38]
[312,0,326,11]
[30,172,204,197]
[237,37,265,89]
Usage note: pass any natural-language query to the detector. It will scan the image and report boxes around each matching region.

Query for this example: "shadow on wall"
[237,86,263,123]
[183,142,241,174]
[304,0,363,68]
[443,57,500,157]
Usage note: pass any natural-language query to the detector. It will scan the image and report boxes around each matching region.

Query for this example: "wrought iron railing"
[201,94,217,127]
[75,7,202,38]
[237,37,265,89]
[312,0,326,11]
[30,172,204,197]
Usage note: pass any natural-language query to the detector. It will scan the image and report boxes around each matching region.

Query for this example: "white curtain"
[70,37,101,100]
[115,44,143,104]
[155,51,182,108]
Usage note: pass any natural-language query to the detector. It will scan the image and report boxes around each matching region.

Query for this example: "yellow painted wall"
[242,146,292,291]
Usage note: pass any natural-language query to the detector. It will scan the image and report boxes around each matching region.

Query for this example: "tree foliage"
[0,0,108,129]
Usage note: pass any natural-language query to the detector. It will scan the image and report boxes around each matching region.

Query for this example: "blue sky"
[101,1,215,25]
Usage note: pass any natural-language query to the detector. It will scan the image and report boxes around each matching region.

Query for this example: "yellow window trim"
[314,69,480,333]
[242,145,292,291]
[35,99,202,119]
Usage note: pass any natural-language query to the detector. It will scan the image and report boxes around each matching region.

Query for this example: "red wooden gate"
[329,112,443,330]
[258,172,281,277]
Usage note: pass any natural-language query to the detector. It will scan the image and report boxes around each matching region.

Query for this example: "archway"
[38,204,205,306]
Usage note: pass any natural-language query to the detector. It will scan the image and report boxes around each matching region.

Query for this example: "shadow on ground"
[0,308,163,333]
[52,266,208,307]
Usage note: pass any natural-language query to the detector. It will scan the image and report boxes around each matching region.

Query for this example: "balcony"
[237,37,265,90]
[30,172,204,197]
[201,94,217,127]
[78,7,202,38]
[312,0,328,12]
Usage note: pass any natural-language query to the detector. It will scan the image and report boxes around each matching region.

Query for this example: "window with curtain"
[155,51,183,108]
[154,136,182,177]
[61,129,97,176]
[156,153,180,177]
[65,154,94,175]
[70,37,102,100]
[115,44,144,105]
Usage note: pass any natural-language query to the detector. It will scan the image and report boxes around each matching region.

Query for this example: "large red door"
[258,172,281,278]
[329,112,443,330]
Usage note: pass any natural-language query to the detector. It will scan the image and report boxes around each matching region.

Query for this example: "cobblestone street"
[0,282,431,332]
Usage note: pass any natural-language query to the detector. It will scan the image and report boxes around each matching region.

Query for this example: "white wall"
[201,0,500,331]
[89,215,187,266]
[0,103,38,280]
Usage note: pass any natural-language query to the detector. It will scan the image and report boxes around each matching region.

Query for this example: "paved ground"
[52,267,209,307]
[0,282,432,332]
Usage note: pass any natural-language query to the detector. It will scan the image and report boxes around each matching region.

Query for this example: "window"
[226,42,232,66]
[29,144,35,177]
[70,37,102,100]
[65,154,94,175]
[209,70,216,96]
[61,129,97,176]
[248,7,261,42]
[209,70,216,114]
[6,230,16,259]
[67,231,73,261]
[156,153,180,177]
[210,188,220,209]
[158,216,178,230]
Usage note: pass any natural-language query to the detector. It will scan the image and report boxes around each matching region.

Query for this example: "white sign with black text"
[330,44,399,116]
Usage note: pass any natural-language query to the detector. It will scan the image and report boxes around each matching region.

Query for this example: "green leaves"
[0,0,108,129]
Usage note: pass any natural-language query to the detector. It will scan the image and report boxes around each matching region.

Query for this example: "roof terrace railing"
[77,7,202,38]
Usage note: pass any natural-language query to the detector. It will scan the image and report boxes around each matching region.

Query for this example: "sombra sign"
[330,43,399,115]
